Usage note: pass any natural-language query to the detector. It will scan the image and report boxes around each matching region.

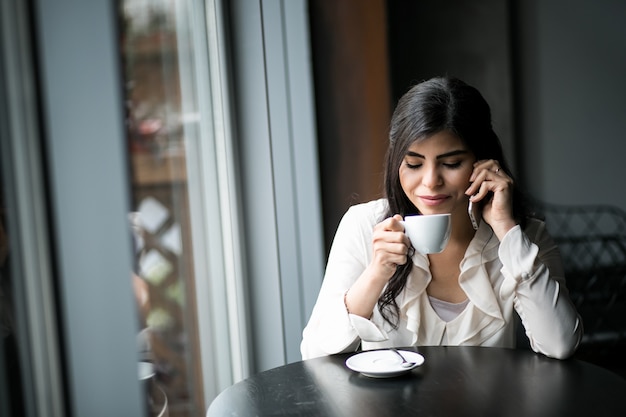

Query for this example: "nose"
[422,165,442,188]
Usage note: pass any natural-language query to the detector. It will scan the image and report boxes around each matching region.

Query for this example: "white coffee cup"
[400,213,452,254]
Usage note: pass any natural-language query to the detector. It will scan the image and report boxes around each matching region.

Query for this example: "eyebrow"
[406,149,470,159]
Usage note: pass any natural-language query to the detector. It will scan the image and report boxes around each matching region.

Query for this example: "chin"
[417,207,446,216]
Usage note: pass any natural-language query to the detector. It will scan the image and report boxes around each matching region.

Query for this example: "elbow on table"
[543,343,578,360]
[301,338,360,360]
[537,322,583,360]
[301,326,362,360]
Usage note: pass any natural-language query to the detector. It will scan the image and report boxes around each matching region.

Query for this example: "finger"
[468,183,489,202]
[468,175,502,202]
[489,160,501,174]
[470,179,513,209]
[374,217,395,232]
[373,242,412,266]
[466,168,493,195]
[381,241,412,256]
[472,159,502,179]
[381,214,405,232]
[470,161,488,182]
[473,158,500,169]
[388,246,413,266]
[467,165,510,196]
[372,228,410,250]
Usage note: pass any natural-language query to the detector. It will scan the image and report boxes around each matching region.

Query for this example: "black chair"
[532,200,626,376]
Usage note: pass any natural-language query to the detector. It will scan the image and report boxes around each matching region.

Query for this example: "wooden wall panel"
[309,0,392,253]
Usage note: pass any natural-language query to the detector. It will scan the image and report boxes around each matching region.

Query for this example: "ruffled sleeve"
[349,314,388,341]
[499,220,583,359]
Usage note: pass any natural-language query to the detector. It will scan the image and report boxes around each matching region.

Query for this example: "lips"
[418,195,449,207]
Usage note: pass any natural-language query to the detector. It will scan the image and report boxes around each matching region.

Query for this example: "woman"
[301,76,582,360]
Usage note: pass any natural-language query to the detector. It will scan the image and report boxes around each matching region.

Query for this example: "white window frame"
[174,0,251,400]
[228,0,325,371]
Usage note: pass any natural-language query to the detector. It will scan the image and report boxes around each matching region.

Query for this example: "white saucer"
[345,349,425,378]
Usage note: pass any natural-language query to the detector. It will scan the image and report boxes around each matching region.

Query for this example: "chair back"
[532,200,626,365]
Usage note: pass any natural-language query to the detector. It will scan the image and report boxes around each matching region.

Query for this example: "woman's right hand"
[344,214,412,318]
[370,214,412,281]
[343,214,411,318]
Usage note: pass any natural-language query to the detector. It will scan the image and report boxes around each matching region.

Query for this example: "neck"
[449,211,476,246]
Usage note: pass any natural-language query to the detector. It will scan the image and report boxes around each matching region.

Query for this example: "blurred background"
[311,0,626,253]
[1,0,624,416]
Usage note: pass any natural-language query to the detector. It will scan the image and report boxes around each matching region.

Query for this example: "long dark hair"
[378,76,527,326]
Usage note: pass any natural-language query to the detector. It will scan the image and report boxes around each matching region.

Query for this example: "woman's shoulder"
[336,199,389,233]
[331,199,388,251]
[344,198,389,223]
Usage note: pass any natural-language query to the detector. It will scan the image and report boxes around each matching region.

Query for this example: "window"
[121,0,248,414]
[121,0,325,410]
[2,0,323,415]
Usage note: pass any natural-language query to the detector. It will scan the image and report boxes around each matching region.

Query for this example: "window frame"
[0,0,64,415]
[4,0,324,414]
[228,0,325,371]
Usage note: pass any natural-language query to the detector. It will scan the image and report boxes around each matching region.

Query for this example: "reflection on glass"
[121,1,204,416]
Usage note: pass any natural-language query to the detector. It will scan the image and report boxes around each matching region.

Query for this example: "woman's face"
[399,130,476,220]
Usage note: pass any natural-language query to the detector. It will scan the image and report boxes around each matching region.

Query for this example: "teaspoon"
[390,348,415,368]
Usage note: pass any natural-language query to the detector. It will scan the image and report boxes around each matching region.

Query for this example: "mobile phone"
[468,199,480,230]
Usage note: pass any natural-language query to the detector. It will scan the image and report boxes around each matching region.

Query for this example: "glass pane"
[0,171,26,417]
[121,1,206,416]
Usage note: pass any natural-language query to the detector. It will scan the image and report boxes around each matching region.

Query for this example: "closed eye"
[405,161,462,169]
[405,162,422,169]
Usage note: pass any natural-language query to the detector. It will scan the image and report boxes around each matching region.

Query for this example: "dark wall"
[515,0,626,210]
[310,0,517,254]
[310,0,626,256]
[386,0,516,172]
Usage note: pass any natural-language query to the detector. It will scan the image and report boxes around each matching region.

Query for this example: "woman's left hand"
[465,159,517,239]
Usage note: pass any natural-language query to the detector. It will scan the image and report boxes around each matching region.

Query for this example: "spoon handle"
[390,348,414,367]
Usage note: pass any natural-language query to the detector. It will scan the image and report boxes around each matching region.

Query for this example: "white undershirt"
[428,296,470,322]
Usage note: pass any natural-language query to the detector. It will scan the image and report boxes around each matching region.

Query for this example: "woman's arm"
[499,220,583,359]
[300,205,370,359]
[300,201,410,359]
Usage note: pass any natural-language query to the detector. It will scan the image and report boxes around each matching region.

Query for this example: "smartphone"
[468,199,480,230]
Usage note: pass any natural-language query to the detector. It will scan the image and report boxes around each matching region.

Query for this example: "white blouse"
[300,199,582,360]
[428,296,469,322]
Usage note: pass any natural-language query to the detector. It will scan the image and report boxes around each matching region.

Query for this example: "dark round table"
[207,346,626,417]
